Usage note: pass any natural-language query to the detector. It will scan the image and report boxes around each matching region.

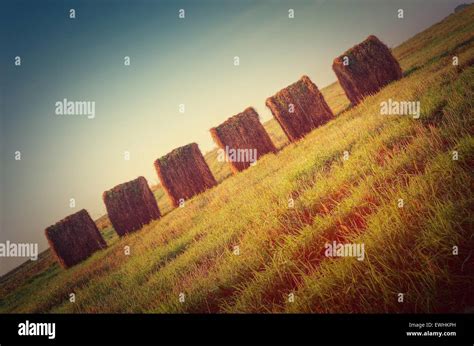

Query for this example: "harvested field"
[2,5,474,315]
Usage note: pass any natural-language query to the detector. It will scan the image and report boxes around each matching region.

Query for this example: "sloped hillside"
[1,5,473,313]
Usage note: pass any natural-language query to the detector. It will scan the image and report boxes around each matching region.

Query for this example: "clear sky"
[0,0,467,274]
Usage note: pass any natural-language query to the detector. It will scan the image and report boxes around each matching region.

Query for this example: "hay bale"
[45,209,106,268]
[332,35,403,105]
[265,75,333,142]
[210,107,277,173]
[154,143,217,208]
[103,176,161,236]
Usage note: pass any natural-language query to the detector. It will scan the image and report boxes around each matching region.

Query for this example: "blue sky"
[0,0,467,274]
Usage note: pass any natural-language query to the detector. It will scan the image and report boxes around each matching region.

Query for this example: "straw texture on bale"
[103,176,161,236]
[265,75,333,142]
[332,35,403,105]
[45,209,106,268]
[210,107,277,173]
[154,143,217,208]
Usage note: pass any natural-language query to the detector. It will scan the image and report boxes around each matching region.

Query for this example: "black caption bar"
[0,313,472,345]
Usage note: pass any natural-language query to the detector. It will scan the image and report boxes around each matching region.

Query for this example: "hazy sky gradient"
[0,0,466,274]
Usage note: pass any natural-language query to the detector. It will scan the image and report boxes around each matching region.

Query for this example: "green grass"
[1,5,473,313]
